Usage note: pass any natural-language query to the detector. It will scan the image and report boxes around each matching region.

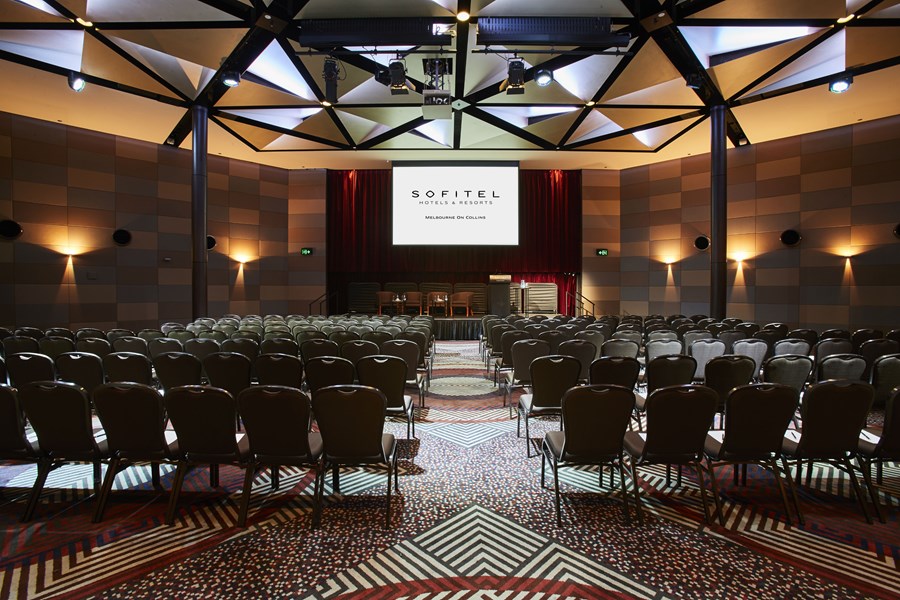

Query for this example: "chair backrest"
[295,330,328,345]
[378,339,420,381]
[508,339,551,383]
[704,354,757,410]
[817,353,867,381]
[148,337,184,358]
[715,330,746,353]
[260,337,300,357]
[38,336,75,360]
[397,330,429,366]
[688,338,726,379]
[498,329,531,364]
[340,339,381,366]
[153,351,203,391]
[165,385,240,462]
[812,338,853,363]
[94,382,171,459]
[529,355,582,409]
[112,335,150,357]
[761,354,814,393]
[683,330,713,348]
[820,328,852,341]
[645,354,697,395]
[720,383,799,458]
[238,385,315,461]
[356,354,408,410]
[557,339,595,382]
[44,327,74,340]
[56,351,105,396]
[76,327,106,340]
[312,385,388,461]
[574,330,605,357]
[300,338,340,362]
[254,353,303,387]
[645,339,683,362]
[2,335,40,357]
[138,329,165,342]
[773,338,811,357]
[329,330,360,347]
[786,328,818,347]
[183,337,221,364]
[600,339,639,359]
[75,336,112,357]
[202,352,252,401]
[6,352,55,387]
[19,381,99,458]
[304,356,355,394]
[646,330,677,343]
[589,356,640,389]
[872,353,900,406]
[0,384,35,459]
[762,323,789,338]
[221,337,260,362]
[611,330,642,345]
[797,380,873,457]
[731,338,768,375]
[735,322,761,336]
[14,326,44,340]
[559,385,635,458]
[878,388,900,456]
[859,339,900,378]
[641,385,717,460]
[103,351,153,385]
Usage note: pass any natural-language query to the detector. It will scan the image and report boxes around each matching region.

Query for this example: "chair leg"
[841,457,872,524]
[552,456,562,527]
[210,463,219,488]
[237,464,255,527]
[858,457,885,524]
[693,462,713,525]
[385,461,392,528]
[781,457,804,526]
[165,462,189,525]
[93,460,103,491]
[92,457,121,523]
[628,459,644,524]
[271,465,280,490]
[767,459,793,527]
[311,461,323,529]
[151,462,161,488]
[22,460,52,523]
[617,459,631,524]
[706,461,725,527]
[525,414,532,458]
[332,464,341,494]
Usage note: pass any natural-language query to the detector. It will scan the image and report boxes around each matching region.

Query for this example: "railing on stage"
[567,290,595,318]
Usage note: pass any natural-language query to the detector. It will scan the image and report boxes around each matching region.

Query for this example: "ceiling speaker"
[694,235,710,251]
[206,235,217,250]
[112,229,132,246]
[780,229,801,246]
[893,223,900,239]
[0,219,23,240]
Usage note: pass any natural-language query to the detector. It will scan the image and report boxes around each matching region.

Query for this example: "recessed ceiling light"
[321,100,332,107]
[75,17,93,27]
[585,100,595,107]
[828,76,852,93]
[456,11,470,22]
[836,14,855,24]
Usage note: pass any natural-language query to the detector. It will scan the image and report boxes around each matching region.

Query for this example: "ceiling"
[1,0,899,171]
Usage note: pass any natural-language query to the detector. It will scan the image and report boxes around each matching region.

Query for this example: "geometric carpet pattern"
[0,342,898,599]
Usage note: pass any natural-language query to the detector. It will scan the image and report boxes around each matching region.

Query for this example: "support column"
[710,105,727,320]
[191,105,208,320]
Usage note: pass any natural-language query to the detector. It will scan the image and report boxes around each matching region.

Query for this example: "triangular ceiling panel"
[631,116,702,149]
[293,111,348,144]
[864,2,900,18]
[108,35,211,99]
[246,39,315,101]
[414,120,453,146]
[706,30,827,100]
[263,134,341,151]
[81,34,178,98]
[569,111,624,144]
[104,28,246,70]
[339,106,424,128]
[601,39,681,102]
[296,54,382,102]
[846,27,900,67]
[489,77,585,105]
[220,108,322,131]
[333,111,386,144]
[605,77,702,106]
[680,26,821,69]
[689,0,844,19]
[458,112,527,147]
[217,79,312,108]
[214,118,283,150]
[337,78,423,105]
[371,130,453,150]
[553,53,625,102]
[576,133,654,152]
[741,30,846,98]
[475,0,632,18]
[0,0,67,21]
[0,29,83,71]
[78,0,240,22]
[523,110,582,145]
[598,107,697,131]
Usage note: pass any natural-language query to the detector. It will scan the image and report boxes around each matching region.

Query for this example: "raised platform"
[434,317,481,341]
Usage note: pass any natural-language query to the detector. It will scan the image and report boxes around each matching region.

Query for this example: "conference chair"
[103,351,153,386]
[154,352,203,392]
[356,355,415,439]
[56,351,105,398]
[517,355,581,457]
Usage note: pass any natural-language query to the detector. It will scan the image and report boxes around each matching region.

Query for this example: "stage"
[433,317,482,341]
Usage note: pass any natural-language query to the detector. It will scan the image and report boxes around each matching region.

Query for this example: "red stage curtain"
[326,169,581,314]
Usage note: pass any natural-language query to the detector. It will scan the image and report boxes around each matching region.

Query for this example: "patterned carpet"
[1,342,899,599]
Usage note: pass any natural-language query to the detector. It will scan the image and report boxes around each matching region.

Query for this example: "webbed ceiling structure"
[1,0,898,170]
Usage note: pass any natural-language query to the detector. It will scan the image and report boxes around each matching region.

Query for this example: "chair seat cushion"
[544,430,565,459]
[623,431,646,457]
[634,393,647,411]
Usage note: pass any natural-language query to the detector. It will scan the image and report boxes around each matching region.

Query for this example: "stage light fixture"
[506,59,525,95]
[323,58,340,104]
[389,59,408,95]
[685,73,702,90]
[67,71,86,92]
[828,75,852,93]
[221,70,241,87]
[534,68,553,87]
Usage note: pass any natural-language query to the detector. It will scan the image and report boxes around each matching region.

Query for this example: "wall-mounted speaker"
[112,228,132,246]
[694,235,710,251]
[893,223,900,239]
[0,219,23,240]
[206,235,217,250]
[780,229,801,246]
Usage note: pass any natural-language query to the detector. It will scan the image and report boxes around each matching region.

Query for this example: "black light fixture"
[894,223,900,239]
[780,229,802,246]
[534,68,553,87]
[206,235,217,251]
[68,71,86,92]
[112,229,132,246]
[323,58,340,104]
[685,73,703,90]
[221,70,241,87]
[506,59,525,95]
[388,59,408,95]
[694,235,710,251]
[0,219,23,240]
[828,75,852,93]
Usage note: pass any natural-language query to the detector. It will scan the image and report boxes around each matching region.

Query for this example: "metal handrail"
[566,290,595,317]
[309,291,338,316]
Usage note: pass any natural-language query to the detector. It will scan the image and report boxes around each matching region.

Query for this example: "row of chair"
[539,379,898,526]
[1,381,398,528]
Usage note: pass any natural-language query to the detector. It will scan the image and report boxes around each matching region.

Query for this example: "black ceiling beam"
[213,110,350,148]
[461,106,555,150]
[195,0,256,21]
[566,108,704,150]
[453,0,471,150]
[670,0,728,19]
[357,116,429,150]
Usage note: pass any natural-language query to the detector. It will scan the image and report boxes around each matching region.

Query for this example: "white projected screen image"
[392,162,519,245]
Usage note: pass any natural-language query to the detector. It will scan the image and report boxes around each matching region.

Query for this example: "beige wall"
[592,113,900,331]
[0,112,326,331]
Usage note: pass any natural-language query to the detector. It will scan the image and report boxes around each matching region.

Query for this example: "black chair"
[56,351,105,398]
[704,354,757,426]
[517,355,581,457]
[634,355,697,431]
[154,352,203,392]
[0,384,41,517]
[203,352,252,428]
[92,382,179,522]
[103,351,153,385]
[259,337,300,357]
[164,385,254,526]
[255,353,303,388]
[858,387,900,520]
[304,356,355,396]
[703,383,801,526]
[623,384,718,524]
[356,354,415,439]
[18,381,109,522]
[871,353,900,407]
[6,352,55,388]
[589,356,641,390]
[300,339,340,363]
[312,385,398,528]
[238,385,323,527]
[541,384,636,525]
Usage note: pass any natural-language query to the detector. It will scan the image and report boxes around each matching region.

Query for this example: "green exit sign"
[300,247,314,256]
[596,248,609,256]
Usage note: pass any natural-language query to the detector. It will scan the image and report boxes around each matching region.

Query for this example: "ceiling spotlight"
[836,13,855,24]
[323,58,340,104]
[221,70,241,88]
[685,73,703,90]
[456,11,470,22]
[828,75,852,93]
[534,68,553,87]
[506,59,525,95]
[67,71,86,92]
[389,59,408,95]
